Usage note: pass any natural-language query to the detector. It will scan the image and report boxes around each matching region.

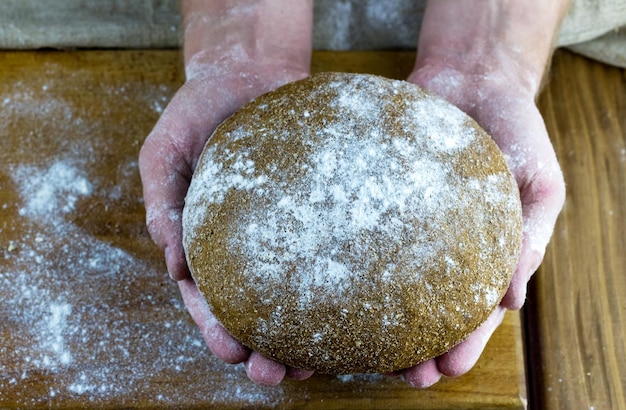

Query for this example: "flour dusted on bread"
[182,72,522,374]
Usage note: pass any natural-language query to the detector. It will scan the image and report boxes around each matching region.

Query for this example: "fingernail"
[164,246,176,280]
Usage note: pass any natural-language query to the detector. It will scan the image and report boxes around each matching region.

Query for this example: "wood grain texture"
[526,50,626,409]
[0,50,526,409]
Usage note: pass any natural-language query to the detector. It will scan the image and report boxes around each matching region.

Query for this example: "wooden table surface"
[527,50,626,409]
[0,48,622,409]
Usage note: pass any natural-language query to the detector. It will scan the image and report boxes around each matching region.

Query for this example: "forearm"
[182,0,313,71]
[415,0,571,97]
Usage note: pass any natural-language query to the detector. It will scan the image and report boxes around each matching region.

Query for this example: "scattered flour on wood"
[0,79,285,408]
[2,157,282,407]
[15,161,93,224]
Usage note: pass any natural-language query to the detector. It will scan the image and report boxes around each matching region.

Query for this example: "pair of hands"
[138,49,565,387]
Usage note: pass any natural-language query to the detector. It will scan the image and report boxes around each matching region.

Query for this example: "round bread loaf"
[182,72,522,374]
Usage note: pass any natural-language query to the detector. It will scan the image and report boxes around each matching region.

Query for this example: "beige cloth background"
[0,0,180,49]
[0,0,624,67]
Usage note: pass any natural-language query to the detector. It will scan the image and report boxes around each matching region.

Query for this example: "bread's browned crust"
[182,72,522,374]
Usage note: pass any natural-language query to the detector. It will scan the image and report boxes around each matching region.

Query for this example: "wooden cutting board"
[1,49,527,409]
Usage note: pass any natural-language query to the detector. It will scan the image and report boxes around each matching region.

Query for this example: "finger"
[139,138,192,280]
[436,305,507,377]
[401,358,442,389]
[138,113,240,281]
[177,278,250,363]
[285,367,315,381]
[501,231,543,310]
[469,100,565,310]
[139,89,206,280]
[244,351,287,386]
[139,81,229,281]
[502,161,566,310]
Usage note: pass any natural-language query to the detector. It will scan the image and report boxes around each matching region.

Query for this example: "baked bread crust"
[182,72,522,374]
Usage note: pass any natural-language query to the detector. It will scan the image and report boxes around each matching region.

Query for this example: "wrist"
[414,0,571,98]
[182,0,312,78]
